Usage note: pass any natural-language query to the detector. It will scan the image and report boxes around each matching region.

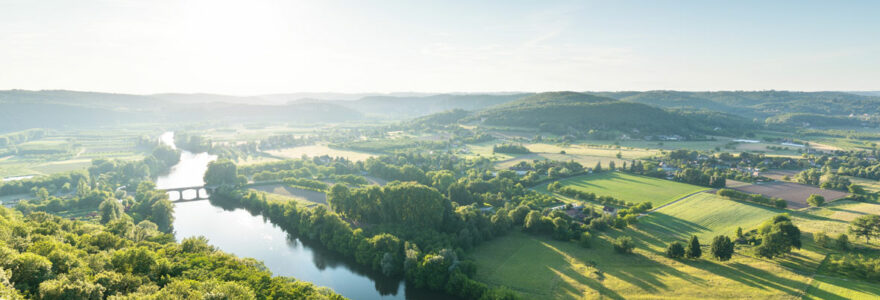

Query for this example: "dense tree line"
[717,189,787,209]
[212,189,517,300]
[794,168,852,191]
[824,254,880,282]
[0,207,342,299]
[492,144,530,154]
[0,128,46,147]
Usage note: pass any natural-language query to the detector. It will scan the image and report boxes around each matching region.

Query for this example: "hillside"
[592,90,880,120]
[337,93,531,118]
[0,90,363,131]
[471,92,751,137]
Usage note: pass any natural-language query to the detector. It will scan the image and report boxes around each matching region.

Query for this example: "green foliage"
[612,236,635,254]
[98,198,125,224]
[204,160,244,187]
[0,206,341,299]
[848,214,880,243]
[824,253,880,283]
[755,214,802,258]
[492,144,530,154]
[686,235,702,259]
[666,242,685,259]
[717,188,787,209]
[807,194,825,207]
[710,235,734,261]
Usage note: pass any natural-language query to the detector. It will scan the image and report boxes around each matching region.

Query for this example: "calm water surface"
[156,132,441,300]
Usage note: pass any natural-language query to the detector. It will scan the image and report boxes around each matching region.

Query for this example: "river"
[156,132,438,300]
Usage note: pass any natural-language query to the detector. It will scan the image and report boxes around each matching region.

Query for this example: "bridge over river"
[159,185,218,202]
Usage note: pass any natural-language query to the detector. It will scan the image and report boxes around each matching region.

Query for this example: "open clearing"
[730,181,849,209]
[535,172,709,207]
[265,144,376,162]
[250,184,326,206]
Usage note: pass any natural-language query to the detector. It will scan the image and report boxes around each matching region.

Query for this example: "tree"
[99,198,125,224]
[835,234,851,250]
[814,231,830,248]
[666,242,685,259]
[613,236,634,254]
[35,187,49,201]
[9,253,52,293]
[849,214,880,243]
[685,235,702,259]
[593,162,602,172]
[203,160,240,187]
[756,214,802,258]
[578,232,592,248]
[710,235,734,261]
[150,199,174,233]
[523,211,546,234]
[807,194,825,207]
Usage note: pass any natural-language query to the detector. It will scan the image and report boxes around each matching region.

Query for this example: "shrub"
[710,235,734,261]
[665,242,685,259]
[807,194,825,207]
[613,236,635,254]
[685,235,702,259]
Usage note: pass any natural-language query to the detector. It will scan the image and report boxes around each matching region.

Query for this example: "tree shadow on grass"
[548,266,624,300]
[635,212,709,244]
[682,260,808,297]
[586,235,707,294]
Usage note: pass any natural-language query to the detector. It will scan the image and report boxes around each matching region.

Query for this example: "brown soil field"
[730,181,848,209]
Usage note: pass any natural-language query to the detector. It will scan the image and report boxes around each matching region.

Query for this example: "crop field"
[729,182,849,209]
[265,144,376,162]
[535,172,708,207]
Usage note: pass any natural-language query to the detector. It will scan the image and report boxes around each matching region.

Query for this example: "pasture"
[470,231,818,300]
[638,193,782,241]
[535,172,708,207]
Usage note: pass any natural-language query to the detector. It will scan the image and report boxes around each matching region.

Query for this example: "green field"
[535,172,709,207]
[470,231,818,299]
[638,193,783,241]
[472,184,880,299]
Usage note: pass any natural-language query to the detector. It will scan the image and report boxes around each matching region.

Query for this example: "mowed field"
[265,144,376,162]
[730,181,849,209]
[471,189,880,299]
[638,193,782,241]
[535,172,708,207]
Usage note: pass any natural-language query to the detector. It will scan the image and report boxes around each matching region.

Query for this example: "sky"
[0,0,879,95]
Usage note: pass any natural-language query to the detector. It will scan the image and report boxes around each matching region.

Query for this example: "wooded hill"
[467,92,755,137]
[591,90,880,119]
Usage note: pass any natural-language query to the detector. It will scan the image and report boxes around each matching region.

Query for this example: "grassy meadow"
[470,191,880,299]
[535,172,709,207]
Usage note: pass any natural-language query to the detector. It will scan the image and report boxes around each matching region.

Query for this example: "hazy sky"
[1,0,878,95]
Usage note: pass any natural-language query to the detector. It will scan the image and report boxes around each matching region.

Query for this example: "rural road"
[638,189,715,218]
